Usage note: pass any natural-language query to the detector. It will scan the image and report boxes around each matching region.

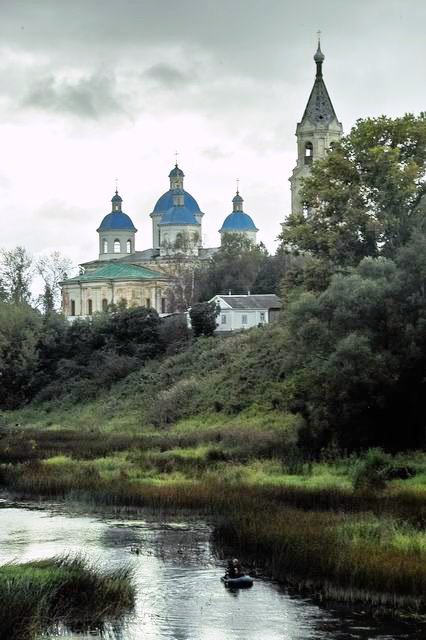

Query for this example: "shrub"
[352,448,393,492]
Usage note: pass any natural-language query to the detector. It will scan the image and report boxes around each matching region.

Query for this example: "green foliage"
[352,448,393,492]
[284,234,426,451]
[0,303,41,408]
[280,114,426,270]
[0,246,33,304]
[0,555,135,639]
[197,234,269,300]
[189,300,219,337]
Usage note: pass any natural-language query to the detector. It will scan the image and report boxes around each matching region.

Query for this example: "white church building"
[61,38,341,320]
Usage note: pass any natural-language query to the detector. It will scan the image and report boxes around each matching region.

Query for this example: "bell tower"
[289,37,343,214]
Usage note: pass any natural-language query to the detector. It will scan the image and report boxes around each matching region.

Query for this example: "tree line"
[0,113,425,452]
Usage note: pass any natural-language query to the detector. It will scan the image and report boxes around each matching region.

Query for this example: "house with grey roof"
[210,294,281,332]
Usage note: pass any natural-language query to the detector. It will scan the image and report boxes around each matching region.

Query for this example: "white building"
[210,294,282,332]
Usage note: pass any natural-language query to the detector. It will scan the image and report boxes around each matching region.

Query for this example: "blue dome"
[220,211,258,232]
[153,189,201,214]
[169,165,185,178]
[160,205,199,226]
[97,211,137,232]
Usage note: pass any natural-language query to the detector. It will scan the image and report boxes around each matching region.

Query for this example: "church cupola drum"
[150,163,204,251]
[289,38,343,215]
[97,190,137,261]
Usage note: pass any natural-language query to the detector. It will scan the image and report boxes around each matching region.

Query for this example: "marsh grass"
[0,555,135,640]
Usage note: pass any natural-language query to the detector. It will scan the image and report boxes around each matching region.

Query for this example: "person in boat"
[226,558,243,579]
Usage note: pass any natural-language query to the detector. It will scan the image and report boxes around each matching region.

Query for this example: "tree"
[189,301,219,337]
[37,251,72,312]
[279,114,426,269]
[284,234,426,451]
[0,246,33,304]
[0,302,41,408]
[198,234,269,301]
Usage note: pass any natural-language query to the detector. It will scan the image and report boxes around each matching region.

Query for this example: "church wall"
[62,279,167,319]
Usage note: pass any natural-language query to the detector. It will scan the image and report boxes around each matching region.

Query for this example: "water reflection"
[0,501,423,639]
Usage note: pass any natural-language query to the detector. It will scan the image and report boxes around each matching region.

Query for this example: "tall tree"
[279,114,426,269]
[0,246,33,304]
[198,234,269,301]
[37,251,72,312]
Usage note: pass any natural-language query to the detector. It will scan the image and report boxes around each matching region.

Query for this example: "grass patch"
[0,555,135,640]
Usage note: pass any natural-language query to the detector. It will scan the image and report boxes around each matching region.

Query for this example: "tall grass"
[0,555,135,640]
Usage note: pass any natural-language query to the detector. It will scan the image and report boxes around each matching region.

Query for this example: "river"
[0,499,422,639]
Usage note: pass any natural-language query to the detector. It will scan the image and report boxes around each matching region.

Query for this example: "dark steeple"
[301,37,338,126]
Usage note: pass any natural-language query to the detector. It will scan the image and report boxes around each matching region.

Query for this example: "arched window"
[304,141,313,165]
[103,238,108,253]
[70,300,75,316]
[126,239,132,253]
[114,239,121,253]
[87,299,93,315]
[175,232,183,250]
[102,298,108,312]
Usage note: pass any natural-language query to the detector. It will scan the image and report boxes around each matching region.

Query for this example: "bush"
[352,448,393,492]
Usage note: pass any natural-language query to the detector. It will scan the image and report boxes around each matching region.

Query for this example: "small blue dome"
[111,191,123,203]
[220,211,258,232]
[160,205,199,226]
[153,189,201,214]
[169,165,185,178]
[97,211,137,232]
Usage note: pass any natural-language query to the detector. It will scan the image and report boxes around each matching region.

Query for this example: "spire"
[300,35,338,126]
[314,31,325,78]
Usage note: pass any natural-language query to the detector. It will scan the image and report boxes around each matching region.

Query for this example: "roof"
[62,262,167,284]
[169,165,185,178]
[220,211,258,232]
[160,205,199,226]
[300,43,339,126]
[152,189,201,214]
[213,294,281,310]
[97,211,137,232]
[301,76,338,126]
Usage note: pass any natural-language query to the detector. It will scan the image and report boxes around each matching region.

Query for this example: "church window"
[126,239,132,253]
[114,239,121,253]
[304,142,313,165]
[103,239,108,253]
[161,297,166,314]
[70,300,75,316]
[87,299,93,315]
[102,298,108,312]
[146,297,151,308]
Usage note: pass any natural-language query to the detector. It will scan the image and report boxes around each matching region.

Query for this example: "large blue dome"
[160,205,199,226]
[153,189,201,214]
[97,211,137,232]
[220,211,258,232]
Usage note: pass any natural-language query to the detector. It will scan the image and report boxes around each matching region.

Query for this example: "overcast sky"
[1,0,425,271]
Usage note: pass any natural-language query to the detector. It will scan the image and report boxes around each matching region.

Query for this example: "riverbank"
[0,555,135,640]
[1,372,425,618]
[1,455,425,617]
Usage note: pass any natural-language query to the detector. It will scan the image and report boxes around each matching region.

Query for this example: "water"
[0,499,423,640]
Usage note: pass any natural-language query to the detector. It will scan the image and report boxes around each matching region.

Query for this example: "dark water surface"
[0,499,423,639]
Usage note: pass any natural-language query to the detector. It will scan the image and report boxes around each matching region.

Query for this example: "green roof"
[63,262,168,284]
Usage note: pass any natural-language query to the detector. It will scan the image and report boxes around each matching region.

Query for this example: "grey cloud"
[201,146,232,160]
[22,72,124,119]
[144,63,195,88]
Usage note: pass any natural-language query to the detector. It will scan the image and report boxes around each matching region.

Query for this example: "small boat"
[221,574,254,588]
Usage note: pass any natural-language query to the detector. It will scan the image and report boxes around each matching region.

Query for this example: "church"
[61,39,341,319]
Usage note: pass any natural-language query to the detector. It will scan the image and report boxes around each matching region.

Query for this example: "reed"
[0,555,135,640]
